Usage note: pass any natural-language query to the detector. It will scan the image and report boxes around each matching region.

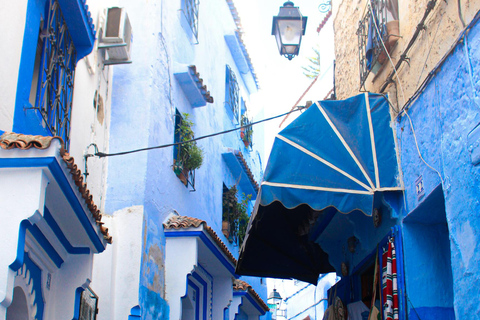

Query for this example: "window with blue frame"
[181,0,200,41]
[225,65,240,123]
[32,0,77,150]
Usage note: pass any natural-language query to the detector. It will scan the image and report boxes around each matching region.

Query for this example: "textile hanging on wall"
[382,239,399,320]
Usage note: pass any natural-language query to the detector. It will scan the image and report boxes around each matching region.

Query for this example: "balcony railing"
[357,0,399,91]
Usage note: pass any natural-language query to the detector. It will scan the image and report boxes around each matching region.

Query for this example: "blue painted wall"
[397,13,480,319]
[105,0,266,318]
[13,0,51,137]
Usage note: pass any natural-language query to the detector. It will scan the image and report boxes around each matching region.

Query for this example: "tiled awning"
[174,65,214,107]
[222,149,259,200]
[233,279,269,316]
[0,132,112,244]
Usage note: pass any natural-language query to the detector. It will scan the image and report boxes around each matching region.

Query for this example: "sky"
[234,0,336,161]
[233,0,336,311]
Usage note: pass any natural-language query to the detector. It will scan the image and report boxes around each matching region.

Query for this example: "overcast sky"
[234,0,336,160]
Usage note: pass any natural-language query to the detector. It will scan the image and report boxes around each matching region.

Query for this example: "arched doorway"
[6,286,29,320]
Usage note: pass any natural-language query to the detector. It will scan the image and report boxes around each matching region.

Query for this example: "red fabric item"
[382,239,399,320]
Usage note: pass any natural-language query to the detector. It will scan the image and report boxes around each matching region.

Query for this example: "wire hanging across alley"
[92,106,308,158]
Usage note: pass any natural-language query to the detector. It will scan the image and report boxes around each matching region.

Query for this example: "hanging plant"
[240,114,253,149]
[222,185,251,245]
[176,113,204,171]
[173,113,204,186]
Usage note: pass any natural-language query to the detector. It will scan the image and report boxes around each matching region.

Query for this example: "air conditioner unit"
[99,7,132,65]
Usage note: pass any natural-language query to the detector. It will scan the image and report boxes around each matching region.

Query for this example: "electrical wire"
[369,0,407,105]
[369,0,444,191]
[414,7,446,90]
[94,106,307,158]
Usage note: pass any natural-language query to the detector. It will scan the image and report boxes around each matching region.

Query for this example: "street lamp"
[268,288,283,319]
[271,1,308,60]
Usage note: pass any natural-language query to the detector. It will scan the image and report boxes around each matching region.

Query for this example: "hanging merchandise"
[323,284,346,320]
[368,247,380,320]
[382,238,399,320]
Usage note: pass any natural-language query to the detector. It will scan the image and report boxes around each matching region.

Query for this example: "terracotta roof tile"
[189,65,214,103]
[0,132,112,244]
[317,10,332,33]
[164,215,237,265]
[233,279,270,312]
[234,151,259,193]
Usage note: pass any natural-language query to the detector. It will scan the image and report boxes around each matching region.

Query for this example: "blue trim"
[165,230,236,275]
[191,271,208,320]
[10,219,64,270]
[394,225,407,320]
[44,207,90,254]
[29,223,64,268]
[0,156,105,252]
[14,0,50,138]
[56,0,96,61]
[72,287,84,320]
[10,220,29,271]
[128,305,141,319]
[233,291,267,315]
[187,278,200,320]
[24,253,45,320]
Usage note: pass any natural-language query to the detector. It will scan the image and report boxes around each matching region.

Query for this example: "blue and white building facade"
[1,0,267,319]
[88,0,269,319]
[0,0,113,319]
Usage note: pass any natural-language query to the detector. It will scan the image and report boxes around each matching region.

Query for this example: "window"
[32,0,77,150]
[181,0,200,41]
[225,65,240,123]
[357,0,399,90]
[173,110,203,190]
[222,184,250,246]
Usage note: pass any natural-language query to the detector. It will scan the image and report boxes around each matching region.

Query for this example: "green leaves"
[302,46,321,79]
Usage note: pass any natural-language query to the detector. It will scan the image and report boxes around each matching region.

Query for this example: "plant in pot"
[174,113,204,185]
[222,185,251,246]
[240,114,253,149]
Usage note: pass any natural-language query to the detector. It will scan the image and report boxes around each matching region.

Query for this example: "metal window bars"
[182,0,200,41]
[357,0,389,91]
[35,0,77,150]
[173,110,196,191]
[225,65,240,122]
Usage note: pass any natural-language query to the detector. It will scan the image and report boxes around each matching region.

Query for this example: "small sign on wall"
[415,175,425,201]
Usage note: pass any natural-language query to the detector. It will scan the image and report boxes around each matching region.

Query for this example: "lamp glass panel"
[282,45,298,55]
[277,19,302,45]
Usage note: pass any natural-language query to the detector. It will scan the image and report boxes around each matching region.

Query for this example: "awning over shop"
[236,93,402,284]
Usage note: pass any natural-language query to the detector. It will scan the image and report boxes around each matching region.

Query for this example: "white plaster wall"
[68,0,120,213]
[47,254,94,319]
[333,0,480,104]
[284,274,337,320]
[91,206,143,320]
[0,168,49,314]
[0,2,27,131]
[212,275,234,320]
[165,237,198,320]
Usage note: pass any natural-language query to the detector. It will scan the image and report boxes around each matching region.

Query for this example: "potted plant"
[240,114,253,149]
[174,113,204,185]
[222,185,251,245]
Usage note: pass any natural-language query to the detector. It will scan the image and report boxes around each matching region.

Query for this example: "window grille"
[35,0,77,150]
[225,65,240,123]
[357,0,396,91]
[173,110,196,190]
[79,287,98,320]
[181,0,200,40]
